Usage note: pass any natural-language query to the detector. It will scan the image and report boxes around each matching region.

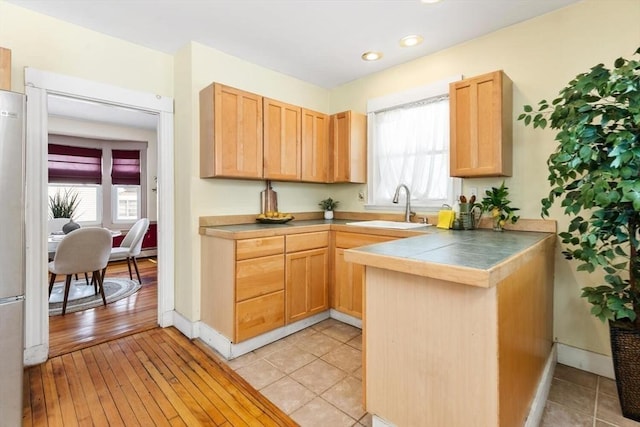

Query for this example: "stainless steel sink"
[345,220,429,230]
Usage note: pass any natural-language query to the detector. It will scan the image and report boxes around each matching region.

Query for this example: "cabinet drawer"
[236,236,284,260]
[286,231,329,253]
[236,254,284,301]
[335,231,396,249]
[236,291,285,342]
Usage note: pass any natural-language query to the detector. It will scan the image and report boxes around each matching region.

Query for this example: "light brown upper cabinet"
[263,98,302,181]
[200,83,264,179]
[449,70,513,178]
[200,82,364,183]
[301,109,329,183]
[330,111,367,183]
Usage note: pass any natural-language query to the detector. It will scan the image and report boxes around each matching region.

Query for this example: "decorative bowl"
[256,216,294,224]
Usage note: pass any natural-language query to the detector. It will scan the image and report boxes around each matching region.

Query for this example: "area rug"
[49,277,141,316]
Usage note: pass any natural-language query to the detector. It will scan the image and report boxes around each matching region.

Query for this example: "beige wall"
[173,42,333,320]
[329,0,640,355]
[0,1,173,96]
[2,0,638,356]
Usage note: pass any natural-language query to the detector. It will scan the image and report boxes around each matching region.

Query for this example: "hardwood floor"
[48,258,158,358]
[24,327,297,426]
[36,259,297,426]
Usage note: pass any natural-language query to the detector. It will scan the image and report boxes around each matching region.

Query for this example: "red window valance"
[112,149,141,185]
[48,144,102,184]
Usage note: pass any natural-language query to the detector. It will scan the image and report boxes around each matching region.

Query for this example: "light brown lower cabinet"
[236,290,285,342]
[286,232,329,323]
[286,248,329,323]
[332,232,397,319]
[200,229,398,343]
[333,248,364,318]
[201,235,285,343]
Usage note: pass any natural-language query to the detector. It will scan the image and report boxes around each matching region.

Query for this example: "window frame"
[48,183,103,226]
[365,75,462,211]
[47,134,148,229]
[112,184,142,223]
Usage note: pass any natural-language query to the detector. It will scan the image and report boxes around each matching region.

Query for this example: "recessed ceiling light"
[421,0,442,3]
[399,35,424,47]
[361,51,383,61]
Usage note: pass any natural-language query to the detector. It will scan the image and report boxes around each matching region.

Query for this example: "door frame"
[23,68,175,365]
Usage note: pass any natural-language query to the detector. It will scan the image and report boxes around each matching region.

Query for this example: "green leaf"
[521,49,640,325]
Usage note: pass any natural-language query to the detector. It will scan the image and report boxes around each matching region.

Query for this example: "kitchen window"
[47,135,147,228]
[366,76,461,210]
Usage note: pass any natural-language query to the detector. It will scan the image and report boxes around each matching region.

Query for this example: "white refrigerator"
[0,89,25,426]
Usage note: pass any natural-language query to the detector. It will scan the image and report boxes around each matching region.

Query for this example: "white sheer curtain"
[369,95,458,208]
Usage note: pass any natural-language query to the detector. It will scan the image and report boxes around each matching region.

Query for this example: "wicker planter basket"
[609,321,640,422]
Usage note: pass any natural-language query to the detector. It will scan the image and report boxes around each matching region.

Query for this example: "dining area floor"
[48,258,158,358]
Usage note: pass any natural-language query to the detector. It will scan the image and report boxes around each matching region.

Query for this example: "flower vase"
[324,210,334,220]
[62,219,81,234]
[493,217,504,232]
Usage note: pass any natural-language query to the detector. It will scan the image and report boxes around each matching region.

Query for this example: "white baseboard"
[172,308,362,356]
[159,309,174,328]
[199,311,331,359]
[329,309,362,329]
[557,342,615,379]
[172,310,199,339]
[525,344,557,427]
[198,322,232,358]
[372,415,395,427]
[24,344,48,366]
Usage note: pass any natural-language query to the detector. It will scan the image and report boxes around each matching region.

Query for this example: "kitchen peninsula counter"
[345,227,556,427]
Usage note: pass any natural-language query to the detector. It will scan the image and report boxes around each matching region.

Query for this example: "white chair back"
[51,228,112,275]
[120,218,150,257]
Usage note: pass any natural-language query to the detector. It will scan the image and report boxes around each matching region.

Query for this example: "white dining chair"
[106,218,149,284]
[48,227,112,315]
[48,217,89,284]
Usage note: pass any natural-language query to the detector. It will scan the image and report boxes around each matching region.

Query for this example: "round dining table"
[48,228,122,256]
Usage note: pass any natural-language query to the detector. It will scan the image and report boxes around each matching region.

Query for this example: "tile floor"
[542,364,640,427]
[228,318,369,426]
[226,318,640,427]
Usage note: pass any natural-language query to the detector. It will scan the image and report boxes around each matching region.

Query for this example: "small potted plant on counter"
[480,182,520,231]
[319,197,339,220]
[519,48,640,421]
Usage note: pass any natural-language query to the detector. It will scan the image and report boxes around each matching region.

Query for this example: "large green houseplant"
[520,47,640,421]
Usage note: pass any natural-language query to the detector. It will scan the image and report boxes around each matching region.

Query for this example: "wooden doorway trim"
[23,68,175,365]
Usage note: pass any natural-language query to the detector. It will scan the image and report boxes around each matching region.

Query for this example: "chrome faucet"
[393,184,415,222]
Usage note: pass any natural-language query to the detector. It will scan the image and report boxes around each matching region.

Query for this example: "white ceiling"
[8,0,580,89]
